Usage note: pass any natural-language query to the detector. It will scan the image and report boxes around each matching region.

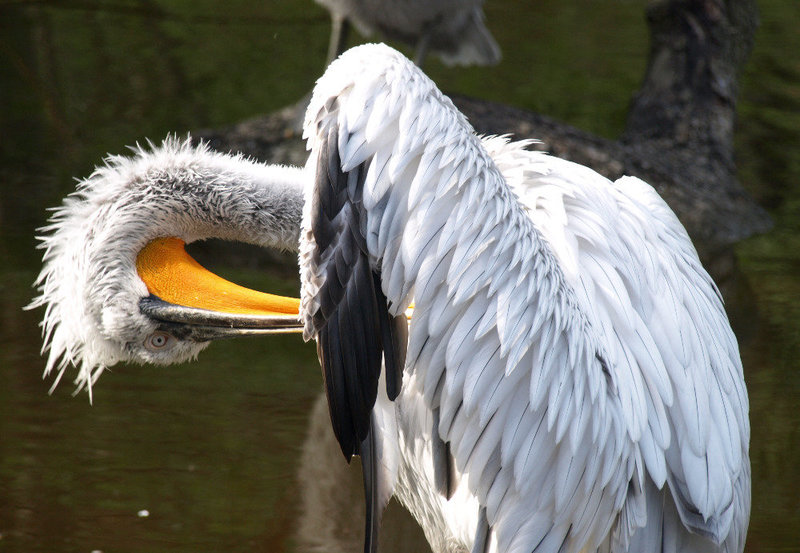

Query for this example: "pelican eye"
[145,331,174,351]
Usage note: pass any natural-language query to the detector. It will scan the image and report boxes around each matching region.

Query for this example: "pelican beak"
[136,237,304,341]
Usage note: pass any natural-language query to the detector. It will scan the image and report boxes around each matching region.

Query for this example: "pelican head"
[28,136,305,396]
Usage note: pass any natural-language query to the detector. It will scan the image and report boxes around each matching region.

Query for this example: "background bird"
[31,44,749,553]
[314,0,501,67]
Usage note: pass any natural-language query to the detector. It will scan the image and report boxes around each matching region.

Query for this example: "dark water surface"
[1,1,798,552]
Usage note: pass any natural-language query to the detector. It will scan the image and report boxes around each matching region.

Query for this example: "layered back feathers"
[299,44,749,553]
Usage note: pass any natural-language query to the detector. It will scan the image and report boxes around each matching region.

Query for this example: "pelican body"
[31,44,749,553]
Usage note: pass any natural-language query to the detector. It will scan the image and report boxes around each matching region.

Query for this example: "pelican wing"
[301,45,632,552]
[304,118,407,460]
[300,55,409,553]
[300,44,748,553]
[485,139,751,550]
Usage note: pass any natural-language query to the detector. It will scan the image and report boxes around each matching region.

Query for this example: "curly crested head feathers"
[28,136,306,397]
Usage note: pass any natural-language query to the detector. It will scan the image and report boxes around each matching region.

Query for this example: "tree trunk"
[625,0,758,161]
[619,0,770,253]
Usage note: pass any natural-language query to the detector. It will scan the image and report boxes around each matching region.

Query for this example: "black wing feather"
[374,272,407,400]
[310,118,409,458]
[318,311,356,457]
[309,118,410,553]
[360,416,382,553]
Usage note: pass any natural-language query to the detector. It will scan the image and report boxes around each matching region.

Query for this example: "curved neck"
[99,142,307,253]
[160,155,306,251]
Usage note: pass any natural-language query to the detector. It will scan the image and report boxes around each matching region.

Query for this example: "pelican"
[315,0,501,67]
[31,44,749,553]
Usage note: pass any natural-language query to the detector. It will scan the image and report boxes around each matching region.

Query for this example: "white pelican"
[31,44,749,553]
[315,0,501,67]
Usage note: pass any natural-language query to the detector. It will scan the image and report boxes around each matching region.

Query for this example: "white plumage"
[299,44,749,553]
[29,141,306,395]
[31,44,749,553]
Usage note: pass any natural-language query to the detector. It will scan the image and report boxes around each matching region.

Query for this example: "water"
[1,1,798,551]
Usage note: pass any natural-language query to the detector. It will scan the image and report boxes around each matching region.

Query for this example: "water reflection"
[1,0,799,552]
[295,394,431,553]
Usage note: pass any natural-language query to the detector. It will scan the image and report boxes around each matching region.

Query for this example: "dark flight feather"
[308,119,410,553]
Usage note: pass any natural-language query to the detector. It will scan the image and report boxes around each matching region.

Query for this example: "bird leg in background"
[327,14,351,65]
[414,29,431,68]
